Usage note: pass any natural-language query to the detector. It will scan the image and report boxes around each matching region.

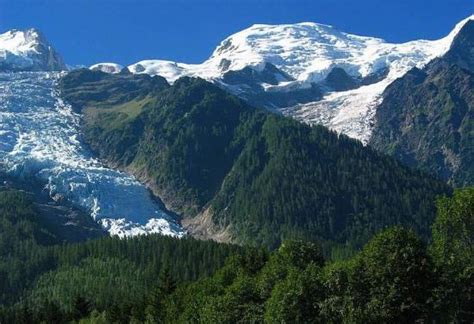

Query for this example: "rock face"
[0,28,66,72]
[90,16,473,143]
[370,21,474,187]
[444,20,474,73]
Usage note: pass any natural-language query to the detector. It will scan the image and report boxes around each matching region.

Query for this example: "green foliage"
[19,235,243,316]
[276,239,325,269]
[0,68,462,323]
[154,225,468,323]
[431,187,474,269]
[72,295,92,321]
[28,257,147,312]
[0,190,60,304]
[350,227,433,323]
[0,189,245,322]
[430,188,474,322]
[60,70,451,250]
[146,266,177,322]
[160,198,474,323]
[264,264,324,323]
[2,187,473,323]
[59,68,169,112]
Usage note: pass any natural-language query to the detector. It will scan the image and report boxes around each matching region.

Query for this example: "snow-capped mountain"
[1,15,471,239]
[0,28,66,72]
[0,28,184,238]
[93,15,473,143]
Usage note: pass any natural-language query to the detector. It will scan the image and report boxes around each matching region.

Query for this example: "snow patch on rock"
[90,62,123,74]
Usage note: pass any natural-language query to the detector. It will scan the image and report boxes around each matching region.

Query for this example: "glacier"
[0,72,184,238]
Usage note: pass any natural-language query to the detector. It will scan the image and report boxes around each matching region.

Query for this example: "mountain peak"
[448,14,474,37]
[0,28,66,72]
[443,17,474,72]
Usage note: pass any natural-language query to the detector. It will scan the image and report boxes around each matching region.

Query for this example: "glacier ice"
[0,71,184,238]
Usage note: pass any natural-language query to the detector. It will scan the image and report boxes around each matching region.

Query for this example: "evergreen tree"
[41,300,63,324]
[146,266,177,322]
[72,295,92,320]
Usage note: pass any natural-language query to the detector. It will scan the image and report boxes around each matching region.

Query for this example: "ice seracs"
[90,15,474,143]
[0,28,184,238]
[100,218,182,238]
[0,72,184,238]
[0,28,66,72]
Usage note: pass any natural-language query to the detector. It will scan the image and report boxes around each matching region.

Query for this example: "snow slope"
[90,62,123,74]
[0,28,66,71]
[0,72,184,238]
[91,15,473,143]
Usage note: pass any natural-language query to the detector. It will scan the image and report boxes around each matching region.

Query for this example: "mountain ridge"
[369,20,474,186]
[60,69,451,249]
[89,15,473,143]
[0,28,66,71]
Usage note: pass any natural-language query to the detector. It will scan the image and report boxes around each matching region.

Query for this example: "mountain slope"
[0,172,105,242]
[0,184,105,304]
[370,21,474,186]
[61,69,451,249]
[91,16,473,143]
[0,187,243,308]
[0,28,66,71]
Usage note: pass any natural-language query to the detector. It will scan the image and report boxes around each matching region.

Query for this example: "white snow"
[0,28,65,71]
[0,71,184,238]
[128,60,189,81]
[280,15,473,143]
[100,218,181,238]
[90,62,123,74]
[91,15,473,143]
[0,29,40,55]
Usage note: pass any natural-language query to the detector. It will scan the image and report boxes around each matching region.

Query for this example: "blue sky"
[0,0,472,66]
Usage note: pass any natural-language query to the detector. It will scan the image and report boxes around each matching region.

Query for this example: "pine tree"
[158,266,177,296]
[146,266,177,322]
[72,295,91,320]
[41,300,63,324]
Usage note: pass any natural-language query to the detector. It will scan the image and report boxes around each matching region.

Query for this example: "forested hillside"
[60,69,451,249]
[1,188,472,323]
[148,189,471,323]
[0,188,244,316]
[0,189,62,305]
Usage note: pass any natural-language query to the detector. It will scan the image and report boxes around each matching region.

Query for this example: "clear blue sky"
[0,0,472,66]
